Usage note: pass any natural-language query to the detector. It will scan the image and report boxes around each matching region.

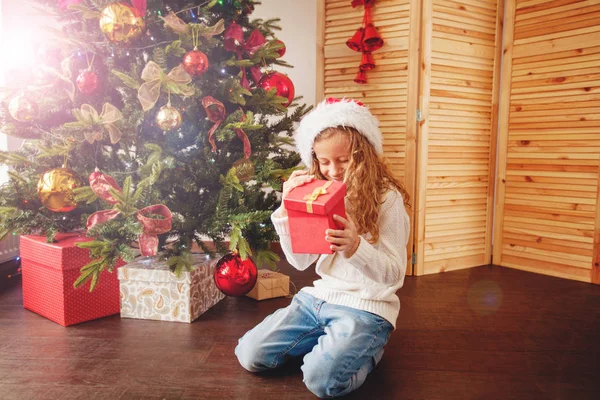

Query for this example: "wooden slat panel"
[416,0,502,275]
[323,0,418,274]
[494,0,600,284]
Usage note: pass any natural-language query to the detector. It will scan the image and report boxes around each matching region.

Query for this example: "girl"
[235,98,410,398]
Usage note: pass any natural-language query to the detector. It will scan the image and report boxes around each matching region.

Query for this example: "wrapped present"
[283,179,346,254]
[246,269,290,301]
[118,254,225,323]
[20,233,122,327]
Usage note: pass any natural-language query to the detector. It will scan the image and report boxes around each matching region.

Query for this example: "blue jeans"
[235,291,394,398]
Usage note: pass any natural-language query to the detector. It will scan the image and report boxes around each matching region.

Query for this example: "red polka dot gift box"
[20,233,123,327]
[283,179,347,254]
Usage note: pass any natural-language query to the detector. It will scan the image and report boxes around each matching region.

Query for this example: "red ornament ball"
[257,72,295,107]
[273,39,286,57]
[213,253,258,297]
[76,70,99,94]
[182,49,209,76]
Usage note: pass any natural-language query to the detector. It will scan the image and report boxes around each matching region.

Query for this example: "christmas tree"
[0,0,308,290]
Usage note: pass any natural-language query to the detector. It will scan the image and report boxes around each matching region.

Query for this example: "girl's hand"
[325,214,360,258]
[282,170,314,200]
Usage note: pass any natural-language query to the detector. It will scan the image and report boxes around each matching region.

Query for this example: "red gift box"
[283,179,346,254]
[20,233,122,326]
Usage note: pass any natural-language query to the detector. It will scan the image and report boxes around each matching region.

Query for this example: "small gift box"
[117,254,225,323]
[20,233,122,327]
[283,179,346,254]
[246,269,290,300]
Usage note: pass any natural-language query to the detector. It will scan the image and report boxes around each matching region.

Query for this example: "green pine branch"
[255,249,280,270]
[163,250,194,277]
[0,152,34,167]
[165,40,187,58]
[112,70,142,90]
[74,240,136,292]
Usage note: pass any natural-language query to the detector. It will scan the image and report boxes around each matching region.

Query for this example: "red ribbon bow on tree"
[202,96,252,159]
[224,22,267,90]
[86,171,172,257]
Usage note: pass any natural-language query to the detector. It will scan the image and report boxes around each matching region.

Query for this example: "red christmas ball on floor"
[257,72,295,107]
[213,253,258,297]
[76,70,99,94]
[182,49,209,76]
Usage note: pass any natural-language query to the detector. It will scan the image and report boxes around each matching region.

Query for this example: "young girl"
[235,98,410,398]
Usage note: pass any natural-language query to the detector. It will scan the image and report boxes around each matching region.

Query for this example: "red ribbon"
[87,171,172,256]
[130,0,147,15]
[236,111,251,159]
[224,22,267,90]
[351,0,374,8]
[202,96,225,153]
[202,96,251,159]
[89,171,121,205]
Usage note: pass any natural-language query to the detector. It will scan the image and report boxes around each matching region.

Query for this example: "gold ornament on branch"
[37,167,82,212]
[99,2,146,44]
[8,94,38,122]
[156,103,182,132]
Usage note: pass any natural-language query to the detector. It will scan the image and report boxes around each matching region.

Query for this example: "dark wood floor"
[1,258,599,400]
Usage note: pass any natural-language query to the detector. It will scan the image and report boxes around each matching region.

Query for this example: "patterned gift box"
[117,254,225,323]
[246,269,290,301]
[20,233,122,327]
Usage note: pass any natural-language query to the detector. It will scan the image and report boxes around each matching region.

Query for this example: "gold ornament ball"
[37,168,82,212]
[8,94,38,122]
[99,2,146,44]
[156,105,182,131]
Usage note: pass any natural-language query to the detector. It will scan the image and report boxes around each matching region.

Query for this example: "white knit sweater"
[271,189,410,329]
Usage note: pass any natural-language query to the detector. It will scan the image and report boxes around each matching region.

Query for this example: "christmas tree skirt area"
[1,259,600,399]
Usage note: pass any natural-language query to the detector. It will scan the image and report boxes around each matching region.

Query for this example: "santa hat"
[294,97,382,166]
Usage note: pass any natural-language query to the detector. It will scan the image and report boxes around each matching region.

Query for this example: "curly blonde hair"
[310,127,410,244]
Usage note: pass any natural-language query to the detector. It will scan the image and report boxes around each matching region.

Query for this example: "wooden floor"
[1,259,599,400]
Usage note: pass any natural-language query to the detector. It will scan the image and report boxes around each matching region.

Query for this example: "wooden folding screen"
[494,0,600,284]
[414,0,504,275]
[318,0,598,284]
[317,0,421,274]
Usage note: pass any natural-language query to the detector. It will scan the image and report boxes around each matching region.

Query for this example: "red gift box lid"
[20,232,94,271]
[284,179,346,215]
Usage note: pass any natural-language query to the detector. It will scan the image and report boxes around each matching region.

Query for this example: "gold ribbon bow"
[137,61,195,111]
[303,181,333,213]
[161,12,225,38]
[160,11,189,34]
[66,103,123,144]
